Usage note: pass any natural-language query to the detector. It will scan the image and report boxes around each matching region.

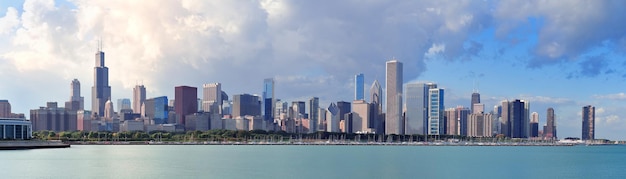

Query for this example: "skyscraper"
[232,94,261,118]
[370,80,384,134]
[144,96,169,124]
[327,103,340,132]
[309,97,319,133]
[457,106,470,136]
[355,73,364,100]
[501,99,528,138]
[530,112,539,137]
[202,83,222,114]
[428,88,445,135]
[385,60,403,135]
[471,92,480,113]
[70,79,84,110]
[0,100,11,118]
[133,85,146,114]
[544,107,557,139]
[337,101,351,122]
[117,98,131,111]
[263,78,275,122]
[445,108,457,135]
[92,48,111,117]
[404,83,436,135]
[582,105,595,140]
[175,86,198,126]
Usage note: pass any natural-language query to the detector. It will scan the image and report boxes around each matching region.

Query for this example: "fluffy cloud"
[1,0,625,115]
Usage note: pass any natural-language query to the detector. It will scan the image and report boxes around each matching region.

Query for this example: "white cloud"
[592,93,626,100]
[0,7,20,34]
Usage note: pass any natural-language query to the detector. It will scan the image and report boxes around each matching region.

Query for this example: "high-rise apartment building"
[263,78,275,122]
[544,107,557,139]
[175,86,198,126]
[385,60,403,135]
[92,48,111,117]
[457,106,470,136]
[582,105,595,140]
[202,83,222,114]
[30,102,77,132]
[445,108,457,135]
[355,73,364,100]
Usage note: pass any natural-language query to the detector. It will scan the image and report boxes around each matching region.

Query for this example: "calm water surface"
[1,145,625,178]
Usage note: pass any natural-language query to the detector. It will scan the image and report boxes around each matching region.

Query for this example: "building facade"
[202,83,222,114]
[92,49,111,117]
[385,60,403,135]
[144,96,169,125]
[0,118,32,140]
[355,73,364,100]
[232,94,261,118]
[174,86,198,126]
[582,105,595,140]
[544,107,557,139]
[263,78,275,122]
[133,85,146,114]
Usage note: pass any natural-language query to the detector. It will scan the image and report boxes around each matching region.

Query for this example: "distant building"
[370,80,384,134]
[309,97,319,133]
[0,100,11,118]
[445,108,457,135]
[30,102,77,132]
[117,98,131,112]
[457,106,470,136]
[352,100,374,133]
[500,99,529,138]
[327,103,340,132]
[185,112,211,131]
[582,105,595,140]
[471,92,480,113]
[404,83,436,135]
[144,96,169,125]
[0,118,32,139]
[175,86,198,126]
[69,79,84,110]
[263,78,275,122]
[232,94,261,118]
[92,48,111,117]
[530,112,539,137]
[133,85,146,114]
[202,83,222,114]
[467,112,492,137]
[543,107,557,139]
[385,60,403,135]
[355,73,364,100]
[428,88,445,135]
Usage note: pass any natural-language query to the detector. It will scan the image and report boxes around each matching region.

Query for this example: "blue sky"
[1,0,626,140]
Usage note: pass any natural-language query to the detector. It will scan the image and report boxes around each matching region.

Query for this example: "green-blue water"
[1,145,625,178]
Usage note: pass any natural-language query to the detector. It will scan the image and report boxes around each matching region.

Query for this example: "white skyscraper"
[428,88,444,135]
[385,60,403,135]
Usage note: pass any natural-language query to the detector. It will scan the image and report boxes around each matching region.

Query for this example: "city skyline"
[1,1,626,140]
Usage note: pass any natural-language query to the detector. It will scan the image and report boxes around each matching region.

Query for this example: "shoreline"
[65,141,584,146]
[0,140,71,150]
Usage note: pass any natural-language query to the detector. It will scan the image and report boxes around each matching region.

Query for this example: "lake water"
[1,145,625,178]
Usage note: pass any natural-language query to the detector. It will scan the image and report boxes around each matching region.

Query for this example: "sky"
[1,0,626,140]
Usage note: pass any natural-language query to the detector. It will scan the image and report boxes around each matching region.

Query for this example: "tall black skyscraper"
[471,92,480,113]
[582,105,595,140]
[92,46,111,117]
[501,99,527,138]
